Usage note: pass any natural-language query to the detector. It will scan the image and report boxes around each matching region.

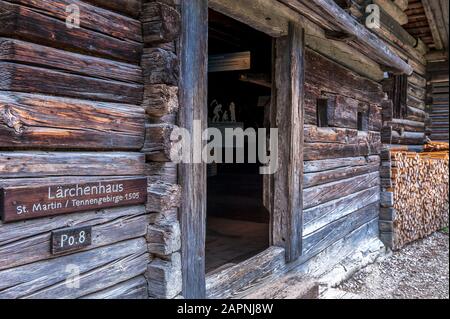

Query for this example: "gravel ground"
[337,231,449,299]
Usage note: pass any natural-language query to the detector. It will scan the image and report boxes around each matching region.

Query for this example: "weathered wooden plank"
[0,206,147,271]
[83,0,142,18]
[147,220,181,256]
[303,172,380,209]
[240,274,319,299]
[380,207,397,221]
[289,217,379,273]
[286,0,413,74]
[147,182,181,213]
[0,62,143,104]
[422,0,445,50]
[142,48,179,85]
[0,38,142,83]
[304,125,381,144]
[208,0,288,37]
[325,94,358,129]
[143,85,178,117]
[382,127,426,144]
[408,83,426,100]
[406,105,428,122]
[407,95,426,110]
[0,1,142,63]
[0,238,147,299]
[304,35,385,82]
[273,22,304,261]
[7,0,142,42]
[0,92,145,150]
[143,124,175,161]
[304,141,381,160]
[408,73,427,88]
[302,202,379,257]
[0,152,145,178]
[142,2,181,44]
[379,220,393,232]
[147,252,182,299]
[81,276,148,299]
[379,231,396,248]
[303,186,379,236]
[380,191,394,208]
[305,98,381,132]
[179,0,207,299]
[304,155,379,173]
[305,49,385,105]
[206,247,286,299]
[385,118,426,133]
[303,160,379,188]
[145,162,178,184]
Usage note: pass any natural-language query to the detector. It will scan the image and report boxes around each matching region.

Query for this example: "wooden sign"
[1,178,147,223]
[52,226,92,255]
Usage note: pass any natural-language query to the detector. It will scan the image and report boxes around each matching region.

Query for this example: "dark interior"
[206,10,273,273]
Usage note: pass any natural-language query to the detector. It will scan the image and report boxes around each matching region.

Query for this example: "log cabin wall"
[140,0,182,299]
[427,60,449,143]
[302,49,384,261]
[0,0,182,299]
[365,0,440,249]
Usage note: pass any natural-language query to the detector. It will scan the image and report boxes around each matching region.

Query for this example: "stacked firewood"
[381,144,449,250]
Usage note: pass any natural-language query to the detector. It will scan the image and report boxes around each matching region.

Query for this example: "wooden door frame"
[179,0,304,299]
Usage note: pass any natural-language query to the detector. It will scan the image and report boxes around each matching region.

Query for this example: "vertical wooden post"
[273,22,304,262]
[179,0,208,299]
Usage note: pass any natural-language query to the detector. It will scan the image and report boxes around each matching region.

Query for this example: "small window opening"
[317,98,329,127]
[357,111,369,131]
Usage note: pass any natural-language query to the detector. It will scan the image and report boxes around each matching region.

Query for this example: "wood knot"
[1,105,24,135]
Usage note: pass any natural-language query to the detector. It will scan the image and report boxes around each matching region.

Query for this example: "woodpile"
[380,144,449,250]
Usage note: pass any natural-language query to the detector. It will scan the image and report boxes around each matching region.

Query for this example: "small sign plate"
[52,226,92,255]
[1,178,147,223]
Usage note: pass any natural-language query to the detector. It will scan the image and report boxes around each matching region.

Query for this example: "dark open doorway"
[206,10,273,273]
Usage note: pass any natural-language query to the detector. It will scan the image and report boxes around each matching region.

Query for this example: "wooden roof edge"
[295,0,414,75]
[209,0,413,75]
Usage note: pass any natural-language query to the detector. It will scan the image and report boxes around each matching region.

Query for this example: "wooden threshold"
[205,246,286,299]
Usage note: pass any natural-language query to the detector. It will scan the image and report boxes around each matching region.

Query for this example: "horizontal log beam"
[142,2,181,44]
[303,171,380,208]
[0,238,147,299]
[286,0,414,74]
[0,152,145,178]
[0,92,145,150]
[304,160,379,188]
[82,276,148,299]
[304,155,379,173]
[83,0,142,18]
[147,221,181,256]
[142,48,179,85]
[143,85,179,117]
[7,0,142,42]
[0,62,143,104]
[0,206,147,271]
[0,38,142,83]
[303,186,380,236]
[0,1,142,63]
[147,182,181,213]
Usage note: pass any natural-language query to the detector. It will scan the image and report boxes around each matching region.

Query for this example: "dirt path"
[334,231,449,299]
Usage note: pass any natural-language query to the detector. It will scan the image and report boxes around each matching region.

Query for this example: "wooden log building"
[0,0,448,299]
